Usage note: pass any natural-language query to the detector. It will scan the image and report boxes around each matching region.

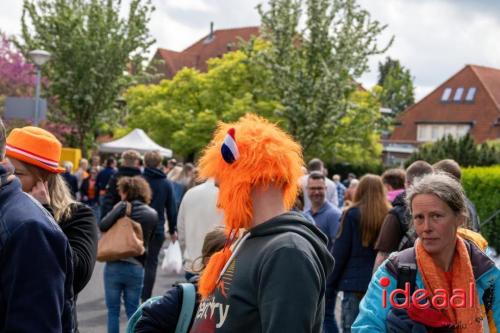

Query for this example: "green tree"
[377,57,415,115]
[18,0,154,154]
[124,41,281,159]
[257,0,392,158]
[326,86,385,168]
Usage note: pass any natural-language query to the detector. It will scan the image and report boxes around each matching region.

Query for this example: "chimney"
[204,22,215,44]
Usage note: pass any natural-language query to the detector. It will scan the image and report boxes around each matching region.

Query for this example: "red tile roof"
[153,26,260,79]
[390,65,500,143]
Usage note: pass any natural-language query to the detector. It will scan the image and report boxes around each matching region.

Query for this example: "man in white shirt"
[301,158,338,211]
[177,178,224,279]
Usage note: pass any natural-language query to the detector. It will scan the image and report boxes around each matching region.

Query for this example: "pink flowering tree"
[0,32,35,97]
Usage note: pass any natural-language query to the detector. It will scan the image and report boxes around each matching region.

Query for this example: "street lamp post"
[28,50,51,126]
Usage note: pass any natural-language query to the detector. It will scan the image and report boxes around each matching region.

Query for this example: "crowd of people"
[0,115,498,333]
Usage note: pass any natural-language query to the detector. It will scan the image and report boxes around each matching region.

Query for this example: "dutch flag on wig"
[221,128,240,164]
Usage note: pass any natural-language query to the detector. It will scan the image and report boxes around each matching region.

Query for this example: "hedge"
[462,166,500,251]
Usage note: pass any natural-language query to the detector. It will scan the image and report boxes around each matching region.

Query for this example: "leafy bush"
[405,134,500,167]
[462,166,500,251]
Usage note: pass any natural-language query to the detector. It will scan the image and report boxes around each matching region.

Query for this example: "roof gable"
[155,26,259,77]
[390,64,500,143]
[470,65,500,110]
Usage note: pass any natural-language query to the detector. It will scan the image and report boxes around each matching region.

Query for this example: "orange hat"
[6,126,65,173]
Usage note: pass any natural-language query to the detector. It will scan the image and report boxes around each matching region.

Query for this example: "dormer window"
[441,88,452,102]
[465,87,477,102]
[453,87,464,102]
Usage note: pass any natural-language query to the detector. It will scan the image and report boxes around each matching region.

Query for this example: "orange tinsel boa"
[415,237,483,332]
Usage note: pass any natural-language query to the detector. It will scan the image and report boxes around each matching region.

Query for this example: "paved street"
[77,247,184,333]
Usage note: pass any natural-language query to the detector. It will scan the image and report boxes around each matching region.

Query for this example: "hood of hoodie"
[248,211,334,276]
[117,166,141,177]
[143,167,166,179]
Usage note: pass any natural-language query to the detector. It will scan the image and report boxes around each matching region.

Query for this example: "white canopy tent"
[99,128,172,158]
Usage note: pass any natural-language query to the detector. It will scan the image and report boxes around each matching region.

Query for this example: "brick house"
[150,24,260,79]
[383,64,500,165]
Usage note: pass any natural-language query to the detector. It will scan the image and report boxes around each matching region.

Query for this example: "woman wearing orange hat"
[5,126,98,332]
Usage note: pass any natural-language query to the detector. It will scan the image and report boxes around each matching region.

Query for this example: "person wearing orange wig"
[189,114,334,332]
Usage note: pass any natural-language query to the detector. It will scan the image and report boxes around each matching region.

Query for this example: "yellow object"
[457,227,488,251]
[60,148,82,172]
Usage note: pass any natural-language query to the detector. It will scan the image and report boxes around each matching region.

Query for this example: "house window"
[417,124,470,142]
[441,88,452,102]
[453,87,464,102]
[431,125,440,140]
[465,87,477,102]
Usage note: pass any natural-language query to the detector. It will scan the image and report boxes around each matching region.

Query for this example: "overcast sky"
[2,0,499,100]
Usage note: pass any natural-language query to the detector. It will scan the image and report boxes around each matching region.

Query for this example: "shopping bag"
[161,241,183,274]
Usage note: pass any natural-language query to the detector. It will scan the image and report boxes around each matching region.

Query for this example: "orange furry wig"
[197,114,304,297]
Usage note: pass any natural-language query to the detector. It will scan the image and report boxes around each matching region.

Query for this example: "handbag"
[97,202,145,262]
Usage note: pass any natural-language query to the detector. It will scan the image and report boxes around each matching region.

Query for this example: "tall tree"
[124,41,280,159]
[257,0,392,158]
[18,0,154,154]
[377,56,415,114]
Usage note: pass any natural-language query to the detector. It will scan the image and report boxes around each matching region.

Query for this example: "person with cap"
[189,114,334,332]
[0,120,74,332]
[101,150,142,218]
[6,125,98,332]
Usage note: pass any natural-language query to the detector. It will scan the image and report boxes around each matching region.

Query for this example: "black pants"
[141,233,165,301]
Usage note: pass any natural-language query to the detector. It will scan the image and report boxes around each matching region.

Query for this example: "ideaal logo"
[379,277,476,309]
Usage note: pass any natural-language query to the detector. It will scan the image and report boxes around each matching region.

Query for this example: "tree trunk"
[77,126,87,158]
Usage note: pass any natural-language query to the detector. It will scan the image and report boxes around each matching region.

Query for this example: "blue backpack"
[126,283,197,333]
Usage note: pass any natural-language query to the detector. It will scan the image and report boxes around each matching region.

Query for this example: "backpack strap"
[175,283,196,333]
[125,296,163,333]
[395,248,417,295]
[386,247,417,296]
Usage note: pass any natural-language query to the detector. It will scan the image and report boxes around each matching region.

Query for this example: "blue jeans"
[104,261,144,333]
[341,291,363,333]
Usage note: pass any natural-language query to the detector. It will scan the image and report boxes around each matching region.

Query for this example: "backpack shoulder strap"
[125,296,163,333]
[175,283,197,333]
[386,247,417,295]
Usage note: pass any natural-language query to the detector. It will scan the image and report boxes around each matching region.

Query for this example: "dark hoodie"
[143,167,178,235]
[189,211,334,333]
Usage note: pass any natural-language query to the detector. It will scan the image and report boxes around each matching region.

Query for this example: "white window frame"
[417,124,471,142]
[441,88,452,102]
[465,87,477,102]
[453,87,464,102]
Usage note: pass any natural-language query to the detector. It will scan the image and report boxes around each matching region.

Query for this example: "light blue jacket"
[352,245,500,332]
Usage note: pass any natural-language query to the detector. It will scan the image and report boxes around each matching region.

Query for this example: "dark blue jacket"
[101,166,141,218]
[62,172,78,198]
[328,207,377,292]
[0,177,74,332]
[135,278,199,333]
[96,166,117,194]
[143,167,178,235]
